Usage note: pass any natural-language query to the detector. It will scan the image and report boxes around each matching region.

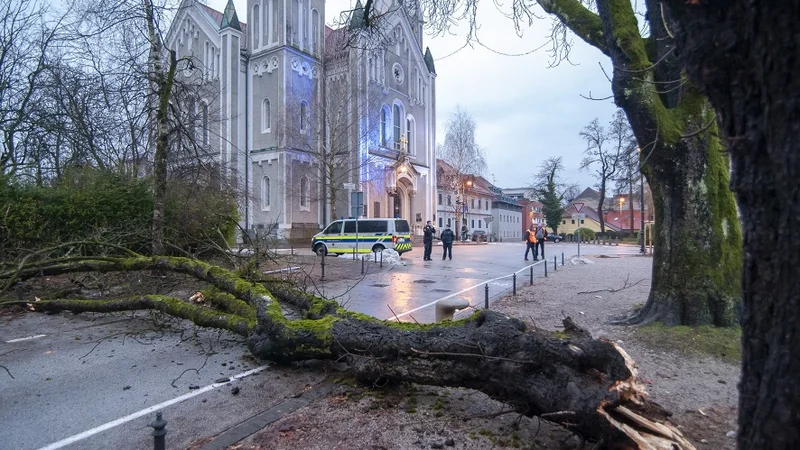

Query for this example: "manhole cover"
[413,279,436,284]
[431,289,450,293]
[370,283,389,288]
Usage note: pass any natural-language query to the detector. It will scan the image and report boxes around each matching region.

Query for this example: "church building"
[166,0,438,239]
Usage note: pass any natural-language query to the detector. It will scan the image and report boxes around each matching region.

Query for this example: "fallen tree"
[1,253,694,449]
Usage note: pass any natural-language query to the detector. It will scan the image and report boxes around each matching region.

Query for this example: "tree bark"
[662,1,800,447]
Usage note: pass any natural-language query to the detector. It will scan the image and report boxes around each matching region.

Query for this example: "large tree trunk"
[663,1,800,447]
[2,254,695,448]
[537,0,743,326]
[597,0,742,326]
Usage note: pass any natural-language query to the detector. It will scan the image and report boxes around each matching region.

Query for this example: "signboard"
[350,191,364,218]
[573,202,585,213]
[572,213,586,221]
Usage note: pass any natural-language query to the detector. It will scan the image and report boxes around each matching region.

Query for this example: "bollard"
[434,298,470,322]
[530,266,534,285]
[291,244,294,256]
[380,250,383,268]
[361,255,365,275]
[374,251,377,263]
[562,252,565,266]
[320,252,326,281]
[16,281,23,302]
[484,283,489,309]
[512,273,517,296]
[554,256,557,271]
[544,259,548,277]
[150,411,167,450]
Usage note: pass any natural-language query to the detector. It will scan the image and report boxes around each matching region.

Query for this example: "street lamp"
[618,197,625,215]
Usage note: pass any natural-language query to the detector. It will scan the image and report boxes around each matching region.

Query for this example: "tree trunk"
[2,254,696,448]
[593,0,742,326]
[664,1,800,447]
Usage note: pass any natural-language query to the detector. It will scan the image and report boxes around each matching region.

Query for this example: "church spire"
[424,47,436,74]
[348,0,367,30]
[220,0,241,31]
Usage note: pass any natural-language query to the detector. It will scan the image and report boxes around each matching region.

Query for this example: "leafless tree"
[579,110,633,233]
[439,106,486,233]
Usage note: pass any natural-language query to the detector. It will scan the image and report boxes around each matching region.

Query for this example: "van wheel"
[371,244,385,253]
[314,244,327,256]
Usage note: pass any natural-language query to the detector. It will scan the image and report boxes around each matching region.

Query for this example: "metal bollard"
[544,259,548,277]
[435,298,470,322]
[150,411,167,450]
[512,273,517,296]
[380,250,383,268]
[291,244,294,255]
[484,283,489,309]
[320,252,326,281]
[530,266,534,285]
[562,252,565,266]
[554,256,557,271]
[16,281,23,302]
[361,255,365,275]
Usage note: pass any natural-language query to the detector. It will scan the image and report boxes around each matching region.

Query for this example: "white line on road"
[6,334,47,343]
[36,365,269,450]
[385,261,544,321]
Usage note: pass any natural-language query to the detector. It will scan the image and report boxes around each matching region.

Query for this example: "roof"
[348,0,367,30]
[424,47,436,74]
[198,1,247,49]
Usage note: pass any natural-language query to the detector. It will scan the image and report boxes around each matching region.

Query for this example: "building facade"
[165,0,437,239]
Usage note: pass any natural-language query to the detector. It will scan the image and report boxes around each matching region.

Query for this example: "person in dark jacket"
[422,220,436,261]
[524,225,537,261]
[440,225,455,260]
[534,224,548,260]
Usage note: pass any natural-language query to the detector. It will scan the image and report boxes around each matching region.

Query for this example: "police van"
[311,218,413,256]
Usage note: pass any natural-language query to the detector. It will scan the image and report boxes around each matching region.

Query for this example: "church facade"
[166,0,437,239]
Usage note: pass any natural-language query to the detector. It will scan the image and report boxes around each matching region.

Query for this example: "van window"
[358,220,388,233]
[324,221,342,234]
[394,220,410,233]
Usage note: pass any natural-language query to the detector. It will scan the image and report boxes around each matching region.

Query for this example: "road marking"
[6,334,46,343]
[385,261,544,321]
[36,365,269,450]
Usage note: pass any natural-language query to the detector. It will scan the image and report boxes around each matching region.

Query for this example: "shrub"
[0,168,238,257]
[575,227,595,240]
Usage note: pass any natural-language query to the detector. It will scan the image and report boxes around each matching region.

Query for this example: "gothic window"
[273,1,279,43]
[264,1,270,46]
[252,4,260,48]
[302,0,309,50]
[187,97,196,140]
[201,102,209,144]
[300,100,308,132]
[312,9,319,55]
[392,104,402,149]
[204,41,209,79]
[300,177,309,208]
[262,98,271,132]
[380,105,389,146]
[406,116,415,154]
[261,176,271,210]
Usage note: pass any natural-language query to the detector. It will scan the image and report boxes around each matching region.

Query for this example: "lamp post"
[638,147,645,253]
[618,197,624,215]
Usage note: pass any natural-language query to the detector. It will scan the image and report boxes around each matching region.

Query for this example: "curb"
[199,382,336,450]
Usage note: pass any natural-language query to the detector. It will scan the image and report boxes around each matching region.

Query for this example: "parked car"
[471,230,487,242]
[548,233,564,243]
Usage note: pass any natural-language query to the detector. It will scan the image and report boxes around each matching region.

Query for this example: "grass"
[634,322,742,362]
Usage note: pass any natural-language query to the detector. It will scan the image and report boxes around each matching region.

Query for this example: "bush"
[575,228,595,240]
[0,168,238,257]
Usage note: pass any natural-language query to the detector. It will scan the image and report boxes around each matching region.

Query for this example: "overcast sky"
[208,0,619,190]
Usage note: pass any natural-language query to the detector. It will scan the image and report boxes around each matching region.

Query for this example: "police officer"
[423,220,436,261]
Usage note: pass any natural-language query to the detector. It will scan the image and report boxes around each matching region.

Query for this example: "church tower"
[247,0,326,238]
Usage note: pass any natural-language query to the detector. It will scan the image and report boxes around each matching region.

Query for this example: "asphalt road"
[320,241,641,323]
[0,241,639,450]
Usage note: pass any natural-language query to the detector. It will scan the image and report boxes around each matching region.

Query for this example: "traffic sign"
[572,213,586,221]
[574,202,584,213]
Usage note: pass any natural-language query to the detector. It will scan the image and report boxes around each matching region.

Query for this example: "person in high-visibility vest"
[524,225,538,261]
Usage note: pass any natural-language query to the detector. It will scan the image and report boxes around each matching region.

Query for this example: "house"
[489,185,523,242]
[435,160,494,237]
[164,0,438,240]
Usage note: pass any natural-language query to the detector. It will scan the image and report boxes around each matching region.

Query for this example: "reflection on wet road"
[320,242,641,323]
